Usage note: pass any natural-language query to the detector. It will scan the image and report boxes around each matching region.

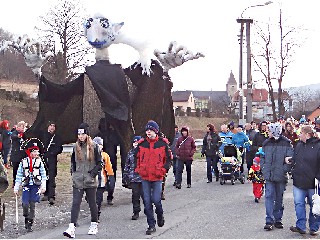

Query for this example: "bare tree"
[252,8,305,121]
[36,0,94,83]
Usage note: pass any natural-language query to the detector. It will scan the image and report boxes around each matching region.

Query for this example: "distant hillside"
[286,83,320,93]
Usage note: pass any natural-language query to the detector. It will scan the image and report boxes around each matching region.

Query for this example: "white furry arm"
[0,34,53,77]
[154,41,205,72]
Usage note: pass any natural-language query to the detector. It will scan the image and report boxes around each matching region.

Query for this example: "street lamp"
[237,1,272,124]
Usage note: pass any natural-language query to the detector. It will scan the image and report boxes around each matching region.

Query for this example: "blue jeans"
[293,186,320,231]
[206,156,218,181]
[265,181,286,224]
[141,180,163,227]
[176,160,192,185]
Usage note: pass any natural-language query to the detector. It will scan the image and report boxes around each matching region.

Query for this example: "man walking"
[40,121,63,205]
[261,122,294,231]
[134,120,172,235]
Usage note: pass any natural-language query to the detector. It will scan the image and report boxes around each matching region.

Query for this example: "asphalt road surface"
[19,159,317,239]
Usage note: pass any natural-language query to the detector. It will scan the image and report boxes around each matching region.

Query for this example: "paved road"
[19,160,316,239]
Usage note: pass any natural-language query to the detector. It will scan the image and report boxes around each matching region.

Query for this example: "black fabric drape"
[25,75,84,144]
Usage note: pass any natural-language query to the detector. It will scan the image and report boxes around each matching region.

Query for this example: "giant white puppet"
[1,13,204,153]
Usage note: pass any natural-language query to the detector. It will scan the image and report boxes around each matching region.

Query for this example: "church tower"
[226,71,237,98]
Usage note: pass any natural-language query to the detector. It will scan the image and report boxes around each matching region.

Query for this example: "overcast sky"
[0,0,319,91]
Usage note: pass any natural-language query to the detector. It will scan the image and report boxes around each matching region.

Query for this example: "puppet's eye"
[100,18,109,29]
[85,18,93,29]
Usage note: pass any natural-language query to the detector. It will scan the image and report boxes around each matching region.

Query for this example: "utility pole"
[237,18,253,123]
[236,20,245,125]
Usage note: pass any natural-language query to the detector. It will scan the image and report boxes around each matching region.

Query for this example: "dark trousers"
[172,157,178,180]
[176,160,192,185]
[206,155,219,181]
[44,157,57,199]
[71,187,98,223]
[131,182,144,214]
[12,161,20,185]
[1,148,10,165]
[96,176,116,211]
[23,201,36,220]
[107,145,126,180]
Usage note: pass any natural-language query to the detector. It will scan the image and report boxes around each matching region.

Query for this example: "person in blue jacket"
[218,124,234,155]
[232,125,250,173]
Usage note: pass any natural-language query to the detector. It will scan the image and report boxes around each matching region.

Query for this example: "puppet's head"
[84,13,124,49]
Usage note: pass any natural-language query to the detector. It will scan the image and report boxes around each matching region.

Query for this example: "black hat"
[21,138,44,155]
[78,123,90,135]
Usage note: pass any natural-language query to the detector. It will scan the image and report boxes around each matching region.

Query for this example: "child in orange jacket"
[92,137,115,221]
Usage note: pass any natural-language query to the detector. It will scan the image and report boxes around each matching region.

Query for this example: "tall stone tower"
[226,71,237,99]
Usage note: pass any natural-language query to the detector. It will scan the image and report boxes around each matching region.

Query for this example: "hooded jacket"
[135,136,172,181]
[291,137,320,189]
[175,128,196,161]
[260,136,294,182]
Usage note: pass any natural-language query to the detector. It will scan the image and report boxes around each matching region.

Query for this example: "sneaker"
[264,223,273,231]
[131,212,139,220]
[88,222,98,235]
[107,200,114,205]
[176,184,181,189]
[146,226,156,235]
[207,180,212,183]
[161,193,166,200]
[63,223,76,238]
[187,184,191,188]
[290,226,306,234]
[157,214,165,227]
[274,222,283,229]
[216,176,219,182]
[254,198,259,203]
[310,230,318,236]
[41,196,48,201]
[173,181,176,187]
[49,198,55,205]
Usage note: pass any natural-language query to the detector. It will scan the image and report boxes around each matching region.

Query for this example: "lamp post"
[237,1,272,123]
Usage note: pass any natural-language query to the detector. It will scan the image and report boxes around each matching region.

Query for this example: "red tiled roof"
[233,89,269,102]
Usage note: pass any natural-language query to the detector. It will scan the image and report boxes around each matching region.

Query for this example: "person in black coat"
[201,124,221,183]
[285,125,320,235]
[10,121,27,186]
[39,121,63,205]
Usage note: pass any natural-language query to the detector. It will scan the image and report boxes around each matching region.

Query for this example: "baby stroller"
[218,145,245,185]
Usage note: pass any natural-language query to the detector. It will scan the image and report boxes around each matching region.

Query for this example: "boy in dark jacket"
[175,126,196,189]
[123,136,144,220]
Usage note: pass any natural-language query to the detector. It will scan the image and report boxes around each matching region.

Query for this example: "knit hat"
[253,156,260,164]
[78,123,90,135]
[93,136,103,146]
[132,136,142,143]
[145,120,159,133]
[268,122,282,140]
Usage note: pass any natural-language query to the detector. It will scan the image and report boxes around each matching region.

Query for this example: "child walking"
[247,148,265,203]
[123,136,144,220]
[92,137,115,221]
[13,138,47,232]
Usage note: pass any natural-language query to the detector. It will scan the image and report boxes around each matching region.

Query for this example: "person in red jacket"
[175,126,196,189]
[135,120,172,235]
[248,152,265,203]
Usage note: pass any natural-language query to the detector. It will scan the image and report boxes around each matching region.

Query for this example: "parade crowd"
[0,115,320,238]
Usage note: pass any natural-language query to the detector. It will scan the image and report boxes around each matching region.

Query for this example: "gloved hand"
[7,131,12,135]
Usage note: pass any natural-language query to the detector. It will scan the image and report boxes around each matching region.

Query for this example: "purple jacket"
[175,136,196,161]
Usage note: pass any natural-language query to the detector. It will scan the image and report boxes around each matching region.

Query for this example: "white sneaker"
[63,223,76,238]
[88,222,98,235]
